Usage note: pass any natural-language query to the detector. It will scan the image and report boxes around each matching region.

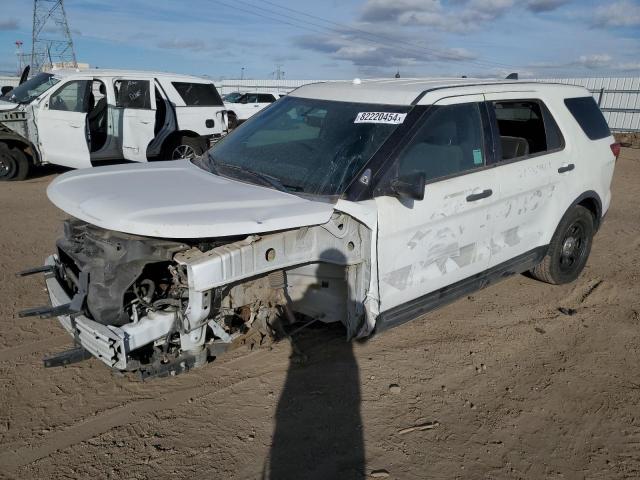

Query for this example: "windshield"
[195,96,410,197]
[0,73,60,104]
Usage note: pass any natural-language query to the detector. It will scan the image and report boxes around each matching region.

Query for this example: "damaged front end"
[23,214,373,378]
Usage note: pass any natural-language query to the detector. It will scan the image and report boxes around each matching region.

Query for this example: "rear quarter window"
[172,82,223,107]
[564,97,611,140]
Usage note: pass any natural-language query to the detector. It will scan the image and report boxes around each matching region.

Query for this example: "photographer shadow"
[267,255,366,480]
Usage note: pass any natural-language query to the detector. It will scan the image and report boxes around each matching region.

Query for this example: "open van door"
[37,79,92,169]
[114,79,156,162]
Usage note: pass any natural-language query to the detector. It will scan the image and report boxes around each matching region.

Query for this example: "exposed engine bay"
[31,214,373,378]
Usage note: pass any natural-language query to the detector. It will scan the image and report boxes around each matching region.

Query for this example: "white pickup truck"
[0,69,228,180]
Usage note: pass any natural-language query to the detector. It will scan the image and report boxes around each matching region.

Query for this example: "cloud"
[293,28,476,70]
[0,18,19,31]
[525,0,570,13]
[577,53,612,69]
[157,39,207,51]
[593,0,640,27]
[361,0,442,23]
[525,53,640,74]
[359,0,514,32]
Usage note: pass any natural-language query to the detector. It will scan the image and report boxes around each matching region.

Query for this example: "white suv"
[22,79,618,377]
[0,69,227,180]
[224,90,283,127]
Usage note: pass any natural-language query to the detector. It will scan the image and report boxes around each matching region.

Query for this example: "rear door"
[376,96,500,313]
[114,78,156,162]
[36,79,92,169]
[483,94,567,268]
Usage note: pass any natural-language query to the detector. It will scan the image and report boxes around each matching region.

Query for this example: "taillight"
[610,142,621,159]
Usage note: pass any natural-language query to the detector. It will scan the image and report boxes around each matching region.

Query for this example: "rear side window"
[564,97,611,140]
[397,102,485,182]
[257,94,276,103]
[114,80,151,109]
[492,100,563,160]
[172,82,223,107]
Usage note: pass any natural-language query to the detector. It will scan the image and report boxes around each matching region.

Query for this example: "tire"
[0,143,30,181]
[530,205,595,285]
[227,112,238,130]
[167,136,205,160]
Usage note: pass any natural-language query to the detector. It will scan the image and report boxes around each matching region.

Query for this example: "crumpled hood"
[47,160,335,238]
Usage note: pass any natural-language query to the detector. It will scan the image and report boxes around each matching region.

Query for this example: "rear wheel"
[530,205,594,284]
[0,143,30,181]
[167,136,205,160]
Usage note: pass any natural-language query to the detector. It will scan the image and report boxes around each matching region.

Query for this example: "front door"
[37,80,92,169]
[376,96,499,312]
[114,79,156,162]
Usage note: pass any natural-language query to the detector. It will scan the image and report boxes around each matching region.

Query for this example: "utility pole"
[273,64,285,80]
[15,40,24,75]
[31,0,77,72]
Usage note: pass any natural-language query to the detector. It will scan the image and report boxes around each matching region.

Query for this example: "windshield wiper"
[207,153,289,193]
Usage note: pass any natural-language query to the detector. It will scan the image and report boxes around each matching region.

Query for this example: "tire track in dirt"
[0,347,289,473]
[0,335,69,363]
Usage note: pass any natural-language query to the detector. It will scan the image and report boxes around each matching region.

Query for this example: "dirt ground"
[1,149,639,480]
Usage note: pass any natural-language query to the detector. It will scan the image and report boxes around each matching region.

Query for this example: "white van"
[0,69,227,180]
[22,78,618,377]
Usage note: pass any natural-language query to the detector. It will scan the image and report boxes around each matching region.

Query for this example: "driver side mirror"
[1,86,13,96]
[240,97,248,104]
[391,172,426,201]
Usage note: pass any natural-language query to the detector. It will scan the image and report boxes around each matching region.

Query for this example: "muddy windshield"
[0,73,60,104]
[195,96,410,197]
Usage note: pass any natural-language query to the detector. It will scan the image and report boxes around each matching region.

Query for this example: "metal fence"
[220,77,640,133]
[3,74,638,132]
[0,76,20,88]
[534,77,640,133]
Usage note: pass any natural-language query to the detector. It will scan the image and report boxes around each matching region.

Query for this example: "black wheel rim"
[558,220,588,273]
[0,153,17,179]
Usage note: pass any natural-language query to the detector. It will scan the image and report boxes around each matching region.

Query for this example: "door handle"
[69,124,81,128]
[466,189,493,202]
[140,120,151,124]
[558,163,575,173]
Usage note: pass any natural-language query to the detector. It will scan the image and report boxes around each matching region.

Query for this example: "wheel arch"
[570,190,603,231]
[160,130,208,159]
[0,132,40,166]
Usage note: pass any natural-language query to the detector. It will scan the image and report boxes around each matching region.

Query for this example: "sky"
[0,0,639,80]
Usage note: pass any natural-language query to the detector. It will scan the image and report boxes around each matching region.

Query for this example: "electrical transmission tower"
[31,0,77,72]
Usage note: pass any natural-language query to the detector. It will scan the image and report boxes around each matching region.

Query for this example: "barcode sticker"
[354,112,407,124]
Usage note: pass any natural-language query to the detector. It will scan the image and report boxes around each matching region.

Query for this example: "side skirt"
[375,246,548,333]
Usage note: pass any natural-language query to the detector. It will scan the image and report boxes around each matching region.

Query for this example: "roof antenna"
[506,72,518,80]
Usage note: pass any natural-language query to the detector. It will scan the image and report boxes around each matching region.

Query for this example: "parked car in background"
[222,91,242,102]
[224,90,284,127]
[22,78,617,377]
[0,69,227,180]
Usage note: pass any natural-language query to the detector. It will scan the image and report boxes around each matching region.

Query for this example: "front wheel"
[530,205,595,285]
[0,143,30,181]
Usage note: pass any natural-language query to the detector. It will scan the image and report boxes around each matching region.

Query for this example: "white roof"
[289,78,589,105]
[49,68,214,83]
